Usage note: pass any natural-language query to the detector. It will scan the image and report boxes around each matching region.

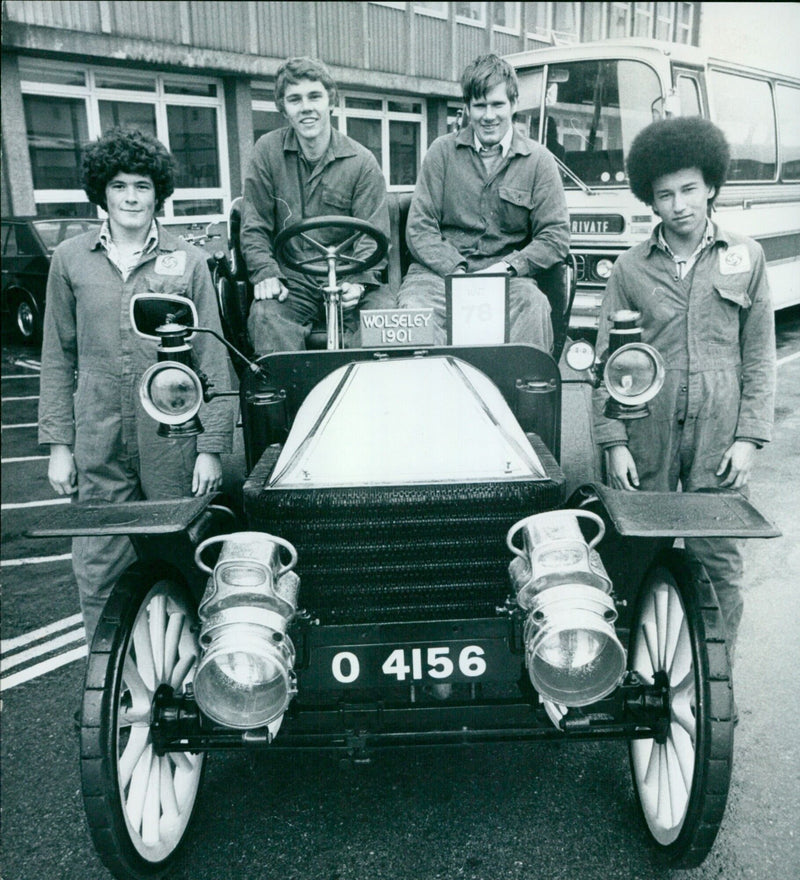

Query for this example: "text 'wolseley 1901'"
[29,210,779,880]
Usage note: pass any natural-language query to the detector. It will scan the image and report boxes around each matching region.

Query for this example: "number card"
[446,273,510,345]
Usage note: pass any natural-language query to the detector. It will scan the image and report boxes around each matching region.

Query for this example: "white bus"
[505,39,800,333]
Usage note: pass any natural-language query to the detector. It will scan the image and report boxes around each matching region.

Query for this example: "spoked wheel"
[629,549,734,868]
[81,564,205,879]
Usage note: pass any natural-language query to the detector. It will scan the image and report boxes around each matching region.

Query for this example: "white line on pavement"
[0,644,87,690]
[1,613,83,653]
[777,350,800,366]
[1,552,72,568]
[1,454,49,463]
[1,498,70,510]
[1,627,86,672]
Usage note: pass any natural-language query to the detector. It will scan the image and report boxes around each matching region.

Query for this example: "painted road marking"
[777,350,800,367]
[1,615,86,691]
[1,645,87,690]
[1,614,83,653]
[1,498,70,510]
[1,553,72,568]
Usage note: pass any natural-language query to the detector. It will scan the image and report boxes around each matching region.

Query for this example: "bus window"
[530,60,661,188]
[776,84,800,181]
[710,70,777,181]
[675,75,702,117]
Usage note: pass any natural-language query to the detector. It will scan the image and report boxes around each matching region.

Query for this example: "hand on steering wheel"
[273,216,389,280]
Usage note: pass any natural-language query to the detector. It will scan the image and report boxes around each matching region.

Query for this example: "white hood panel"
[268,357,546,488]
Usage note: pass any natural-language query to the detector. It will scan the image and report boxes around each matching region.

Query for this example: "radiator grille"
[244,435,565,623]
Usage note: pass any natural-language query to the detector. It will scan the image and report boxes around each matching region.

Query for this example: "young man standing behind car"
[397,54,570,350]
[593,117,776,674]
[240,57,392,353]
[38,127,233,650]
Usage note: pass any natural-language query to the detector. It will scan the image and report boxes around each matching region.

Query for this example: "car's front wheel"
[628,549,734,868]
[80,564,205,879]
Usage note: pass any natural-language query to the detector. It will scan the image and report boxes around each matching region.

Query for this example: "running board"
[26,495,217,537]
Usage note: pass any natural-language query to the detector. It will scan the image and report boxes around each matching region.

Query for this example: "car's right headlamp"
[139,361,204,436]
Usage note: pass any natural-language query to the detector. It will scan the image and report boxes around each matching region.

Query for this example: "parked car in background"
[1,216,102,343]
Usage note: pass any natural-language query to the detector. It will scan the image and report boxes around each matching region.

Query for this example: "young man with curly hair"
[39,127,233,649]
[593,116,776,670]
[397,54,570,350]
[240,57,392,352]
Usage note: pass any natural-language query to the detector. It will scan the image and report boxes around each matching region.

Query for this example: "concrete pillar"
[223,77,253,200]
[1,53,36,216]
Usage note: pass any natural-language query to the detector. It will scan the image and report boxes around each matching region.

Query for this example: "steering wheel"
[274,216,389,278]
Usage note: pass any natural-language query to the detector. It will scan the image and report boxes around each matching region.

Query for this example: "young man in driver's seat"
[240,57,392,353]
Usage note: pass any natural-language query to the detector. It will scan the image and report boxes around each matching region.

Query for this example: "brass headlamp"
[507,511,626,708]
[192,532,300,732]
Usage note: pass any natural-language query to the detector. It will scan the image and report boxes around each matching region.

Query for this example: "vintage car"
[1,216,102,343]
[29,200,779,880]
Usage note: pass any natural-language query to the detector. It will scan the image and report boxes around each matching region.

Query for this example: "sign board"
[360,308,435,347]
[446,274,509,345]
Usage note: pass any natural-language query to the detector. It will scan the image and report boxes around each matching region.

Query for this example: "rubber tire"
[12,289,42,344]
[80,563,206,880]
[628,549,734,868]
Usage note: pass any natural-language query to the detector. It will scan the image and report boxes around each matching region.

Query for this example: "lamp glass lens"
[537,628,605,671]
[148,367,199,417]
[606,349,655,398]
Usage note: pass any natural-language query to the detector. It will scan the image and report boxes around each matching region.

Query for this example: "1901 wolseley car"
[29,201,779,880]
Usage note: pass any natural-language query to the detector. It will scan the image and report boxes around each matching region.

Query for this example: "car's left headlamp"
[139,361,204,436]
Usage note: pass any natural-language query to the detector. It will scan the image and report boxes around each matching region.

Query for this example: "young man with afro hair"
[38,127,233,651]
[593,116,776,678]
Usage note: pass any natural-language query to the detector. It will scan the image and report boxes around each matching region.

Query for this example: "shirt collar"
[473,125,513,157]
[98,219,159,254]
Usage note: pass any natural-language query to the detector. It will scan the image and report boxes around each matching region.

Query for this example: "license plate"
[313,640,510,689]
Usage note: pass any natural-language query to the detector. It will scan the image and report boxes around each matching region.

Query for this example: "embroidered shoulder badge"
[154,252,187,276]
[719,244,751,276]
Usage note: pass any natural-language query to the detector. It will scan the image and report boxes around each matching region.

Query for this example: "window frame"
[19,59,229,223]
[455,1,486,28]
[491,2,521,35]
[413,1,448,19]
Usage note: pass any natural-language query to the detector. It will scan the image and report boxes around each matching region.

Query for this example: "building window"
[455,2,485,26]
[655,2,675,40]
[414,1,448,17]
[18,59,228,221]
[581,2,605,41]
[633,2,654,36]
[676,2,694,43]
[526,1,551,39]
[608,2,632,37]
[552,2,580,41]
[492,2,521,33]
[252,86,426,192]
[339,94,425,191]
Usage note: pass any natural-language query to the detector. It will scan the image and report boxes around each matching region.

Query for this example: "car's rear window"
[32,219,100,252]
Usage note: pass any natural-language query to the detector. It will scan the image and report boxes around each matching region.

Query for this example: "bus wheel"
[628,550,734,868]
[80,565,205,879]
